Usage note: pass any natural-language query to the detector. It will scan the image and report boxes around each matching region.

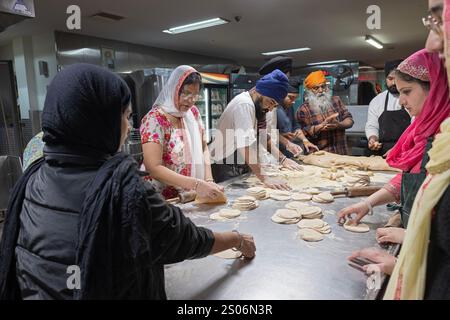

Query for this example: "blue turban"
[255,69,289,104]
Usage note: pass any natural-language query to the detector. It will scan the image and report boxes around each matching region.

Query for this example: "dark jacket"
[1,64,215,300]
[13,155,214,299]
[425,185,450,300]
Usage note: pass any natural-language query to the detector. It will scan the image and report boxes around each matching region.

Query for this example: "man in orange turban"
[304,70,327,90]
[296,70,354,155]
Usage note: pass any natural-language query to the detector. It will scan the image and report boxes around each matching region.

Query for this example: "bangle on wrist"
[280,156,287,164]
[231,230,244,251]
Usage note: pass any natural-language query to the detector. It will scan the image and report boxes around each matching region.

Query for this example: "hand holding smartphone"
[348,256,376,272]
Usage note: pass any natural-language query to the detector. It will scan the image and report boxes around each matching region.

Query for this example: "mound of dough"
[353,170,374,177]
[343,220,370,233]
[298,150,398,171]
[297,228,324,242]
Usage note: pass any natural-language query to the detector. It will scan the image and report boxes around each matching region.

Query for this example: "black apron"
[378,93,411,155]
[399,137,433,228]
[211,150,250,183]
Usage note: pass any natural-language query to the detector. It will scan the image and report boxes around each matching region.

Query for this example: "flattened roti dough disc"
[343,220,370,233]
[298,228,324,242]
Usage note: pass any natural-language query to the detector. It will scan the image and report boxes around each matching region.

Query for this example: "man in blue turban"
[210,69,302,187]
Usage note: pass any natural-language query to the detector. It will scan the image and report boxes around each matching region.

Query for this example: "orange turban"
[304,70,326,89]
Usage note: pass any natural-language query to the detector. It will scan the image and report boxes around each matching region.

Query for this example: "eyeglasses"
[311,84,328,92]
[180,92,202,102]
[422,15,443,34]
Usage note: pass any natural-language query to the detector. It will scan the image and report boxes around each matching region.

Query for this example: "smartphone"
[348,256,375,272]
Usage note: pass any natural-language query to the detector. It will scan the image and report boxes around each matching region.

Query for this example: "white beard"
[305,90,333,114]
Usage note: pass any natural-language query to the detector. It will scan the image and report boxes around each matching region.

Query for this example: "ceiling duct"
[90,12,125,22]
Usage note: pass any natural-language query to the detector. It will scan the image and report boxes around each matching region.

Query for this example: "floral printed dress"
[140,105,205,199]
[22,131,44,171]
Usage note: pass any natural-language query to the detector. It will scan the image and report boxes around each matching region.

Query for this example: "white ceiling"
[0,0,429,68]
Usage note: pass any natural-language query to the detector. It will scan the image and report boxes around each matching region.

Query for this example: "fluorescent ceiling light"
[163,18,229,34]
[307,60,347,66]
[359,66,375,70]
[365,35,383,49]
[261,47,311,56]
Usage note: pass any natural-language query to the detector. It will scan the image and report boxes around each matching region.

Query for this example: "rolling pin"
[166,190,197,204]
[331,186,381,198]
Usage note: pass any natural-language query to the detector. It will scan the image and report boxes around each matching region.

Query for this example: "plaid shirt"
[296,96,353,155]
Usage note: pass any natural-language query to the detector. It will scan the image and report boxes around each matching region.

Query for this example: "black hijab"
[42,63,131,157]
[0,64,155,299]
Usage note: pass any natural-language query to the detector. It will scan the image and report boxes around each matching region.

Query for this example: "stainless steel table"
[165,174,396,300]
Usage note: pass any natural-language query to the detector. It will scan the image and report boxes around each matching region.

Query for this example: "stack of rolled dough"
[297,218,332,242]
[246,187,268,200]
[271,209,302,224]
[312,192,334,203]
[232,196,259,211]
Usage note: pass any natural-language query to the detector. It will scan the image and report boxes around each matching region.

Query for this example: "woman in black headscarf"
[0,64,255,300]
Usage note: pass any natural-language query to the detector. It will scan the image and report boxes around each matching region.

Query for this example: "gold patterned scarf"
[384,118,450,299]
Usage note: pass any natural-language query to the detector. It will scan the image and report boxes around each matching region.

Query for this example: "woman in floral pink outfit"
[140,65,223,199]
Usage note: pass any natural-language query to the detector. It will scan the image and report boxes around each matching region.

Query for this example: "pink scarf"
[445,0,450,88]
[387,49,450,172]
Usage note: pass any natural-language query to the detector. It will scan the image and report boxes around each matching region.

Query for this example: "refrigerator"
[198,73,229,143]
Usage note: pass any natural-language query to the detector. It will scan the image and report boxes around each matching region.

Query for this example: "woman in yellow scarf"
[383,118,450,299]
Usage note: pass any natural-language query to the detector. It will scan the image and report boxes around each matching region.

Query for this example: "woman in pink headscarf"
[337,49,450,241]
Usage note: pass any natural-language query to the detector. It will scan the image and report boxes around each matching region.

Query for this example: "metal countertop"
[165,172,396,300]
